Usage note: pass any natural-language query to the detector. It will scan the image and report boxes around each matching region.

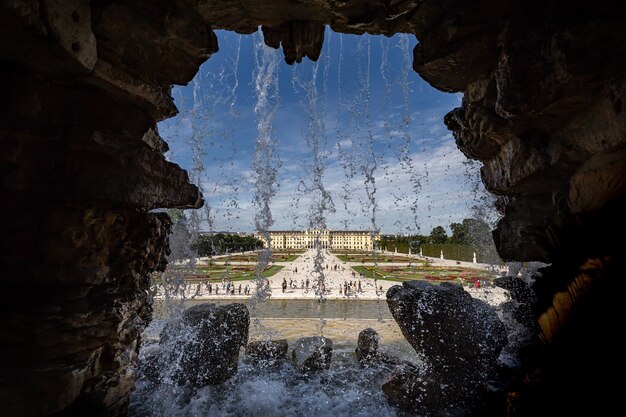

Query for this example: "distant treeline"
[192,233,264,257]
[379,218,500,263]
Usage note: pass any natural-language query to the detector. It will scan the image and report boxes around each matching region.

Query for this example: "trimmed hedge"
[421,244,477,262]
[380,242,411,254]
[381,242,475,261]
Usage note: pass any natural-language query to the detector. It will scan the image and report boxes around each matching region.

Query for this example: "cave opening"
[1,1,624,417]
[133,28,511,416]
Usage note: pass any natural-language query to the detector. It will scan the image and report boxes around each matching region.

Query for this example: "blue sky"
[159,29,493,235]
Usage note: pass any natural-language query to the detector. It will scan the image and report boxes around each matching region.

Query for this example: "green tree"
[449,222,469,245]
[429,226,448,244]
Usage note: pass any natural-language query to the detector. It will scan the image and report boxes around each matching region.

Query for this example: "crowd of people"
[154,250,391,299]
[282,277,311,292]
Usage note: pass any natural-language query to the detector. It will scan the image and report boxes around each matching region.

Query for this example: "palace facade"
[258,229,380,250]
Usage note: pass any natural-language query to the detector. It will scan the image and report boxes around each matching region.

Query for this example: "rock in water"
[291,336,333,372]
[385,281,507,414]
[355,328,406,368]
[381,362,425,413]
[246,339,288,367]
[161,303,249,387]
[355,328,380,363]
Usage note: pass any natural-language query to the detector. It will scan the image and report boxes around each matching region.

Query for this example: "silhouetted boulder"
[161,303,249,387]
[494,276,535,304]
[382,362,432,413]
[355,328,380,363]
[385,281,507,414]
[291,336,332,372]
[246,339,288,367]
[354,327,406,368]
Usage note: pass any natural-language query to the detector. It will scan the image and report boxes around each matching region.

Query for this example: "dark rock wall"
[0,1,210,416]
[434,1,626,263]
[1,0,624,416]
[417,3,626,413]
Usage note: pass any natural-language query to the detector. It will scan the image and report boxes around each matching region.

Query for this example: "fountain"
[125,28,525,417]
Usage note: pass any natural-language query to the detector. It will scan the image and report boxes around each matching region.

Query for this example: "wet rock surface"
[354,327,404,368]
[160,303,249,387]
[355,328,380,363]
[291,336,333,373]
[246,339,289,367]
[381,362,427,414]
[437,3,626,264]
[386,281,507,415]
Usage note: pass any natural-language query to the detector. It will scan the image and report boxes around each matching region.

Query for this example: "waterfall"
[251,33,281,303]
[216,32,242,225]
[378,34,400,225]
[130,28,511,417]
[291,30,336,308]
[334,33,359,230]
[397,34,427,234]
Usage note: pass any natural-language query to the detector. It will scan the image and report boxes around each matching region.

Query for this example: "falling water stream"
[250,34,280,308]
[129,28,526,417]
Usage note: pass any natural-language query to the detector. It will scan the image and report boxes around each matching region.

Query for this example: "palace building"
[258,229,380,250]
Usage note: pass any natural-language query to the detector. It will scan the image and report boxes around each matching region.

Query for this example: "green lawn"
[179,264,284,282]
[351,265,494,285]
[352,265,386,279]
[261,265,284,277]
[271,254,300,262]
[335,253,417,263]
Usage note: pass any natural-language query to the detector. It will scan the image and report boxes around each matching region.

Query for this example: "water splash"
[132,361,404,417]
